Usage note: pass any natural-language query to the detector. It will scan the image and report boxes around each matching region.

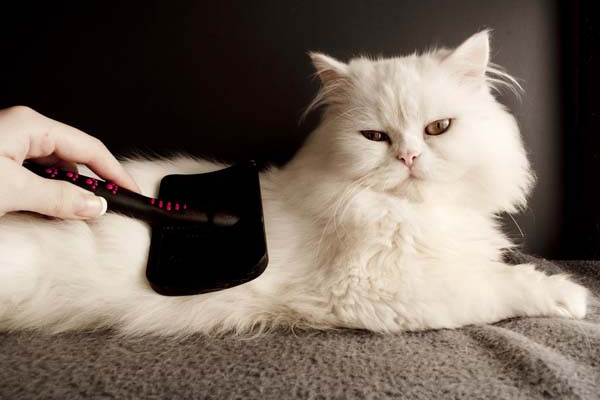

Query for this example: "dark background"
[0,1,597,259]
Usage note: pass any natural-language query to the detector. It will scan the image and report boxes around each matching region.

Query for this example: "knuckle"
[7,105,35,118]
[91,138,113,163]
[36,130,56,156]
[93,137,108,152]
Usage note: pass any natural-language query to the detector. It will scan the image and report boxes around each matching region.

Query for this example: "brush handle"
[23,163,239,227]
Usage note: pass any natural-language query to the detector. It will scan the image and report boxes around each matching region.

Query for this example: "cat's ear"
[302,52,350,118]
[442,30,490,82]
[309,52,349,86]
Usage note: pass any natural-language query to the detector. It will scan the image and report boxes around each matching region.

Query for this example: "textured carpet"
[1,253,599,400]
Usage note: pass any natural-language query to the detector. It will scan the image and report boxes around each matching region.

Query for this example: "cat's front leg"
[502,263,587,319]
[329,261,588,332]
[414,262,588,330]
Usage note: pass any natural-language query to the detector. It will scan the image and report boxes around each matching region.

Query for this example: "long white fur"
[0,31,588,336]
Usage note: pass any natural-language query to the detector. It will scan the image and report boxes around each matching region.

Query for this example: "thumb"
[15,167,107,220]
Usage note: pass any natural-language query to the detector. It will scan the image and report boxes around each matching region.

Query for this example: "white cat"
[0,31,588,336]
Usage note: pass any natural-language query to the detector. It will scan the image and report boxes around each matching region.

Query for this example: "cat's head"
[299,30,534,214]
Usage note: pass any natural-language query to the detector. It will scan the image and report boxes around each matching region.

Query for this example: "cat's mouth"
[384,178,424,201]
[407,169,423,181]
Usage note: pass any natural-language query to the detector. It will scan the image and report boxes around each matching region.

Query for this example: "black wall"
[1,1,596,259]
[561,0,600,259]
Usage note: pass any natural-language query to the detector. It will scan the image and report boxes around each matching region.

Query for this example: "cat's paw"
[543,274,588,319]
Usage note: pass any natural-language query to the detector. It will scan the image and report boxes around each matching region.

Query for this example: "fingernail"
[76,195,107,218]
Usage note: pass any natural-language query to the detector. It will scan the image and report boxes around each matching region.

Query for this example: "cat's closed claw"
[544,273,588,319]
[510,263,588,320]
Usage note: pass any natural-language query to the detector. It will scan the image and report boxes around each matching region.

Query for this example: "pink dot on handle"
[106,184,114,190]
[158,201,163,208]
[112,190,117,195]
[151,198,155,205]
[66,172,73,178]
[45,168,52,174]
[166,204,171,211]
[86,179,93,185]
[183,204,187,210]
[175,203,180,211]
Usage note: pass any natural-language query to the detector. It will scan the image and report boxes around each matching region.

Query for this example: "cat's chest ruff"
[332,200,473,260]
[323,202,420,264]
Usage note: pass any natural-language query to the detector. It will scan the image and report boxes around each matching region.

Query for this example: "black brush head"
[145,162,269,296]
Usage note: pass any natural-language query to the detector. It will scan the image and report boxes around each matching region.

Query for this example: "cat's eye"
[360,130,390,142]
[425,119,452,136]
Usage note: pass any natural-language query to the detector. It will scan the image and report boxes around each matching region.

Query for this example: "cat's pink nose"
[398,152,420,168]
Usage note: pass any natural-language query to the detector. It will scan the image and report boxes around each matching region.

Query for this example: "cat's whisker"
[313,179,363,264]
[337,180,378,239]
[330,175,369,242]
[330,106,371,123]
[331,172,378,241]
[508,214,525,239]
[313,172,375,265]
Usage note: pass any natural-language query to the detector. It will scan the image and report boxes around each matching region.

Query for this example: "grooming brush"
[24,161,269,296]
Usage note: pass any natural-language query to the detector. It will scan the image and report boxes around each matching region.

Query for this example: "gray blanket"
[1,253,599,399]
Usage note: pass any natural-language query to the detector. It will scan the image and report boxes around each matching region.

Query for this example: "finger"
[2,161,107,219]
[6,107,141,193]
[42,120,141,193]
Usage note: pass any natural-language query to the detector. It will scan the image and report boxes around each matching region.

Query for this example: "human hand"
[0,106,140,219]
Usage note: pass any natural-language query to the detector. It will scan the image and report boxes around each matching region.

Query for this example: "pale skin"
[0,106,139,219]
